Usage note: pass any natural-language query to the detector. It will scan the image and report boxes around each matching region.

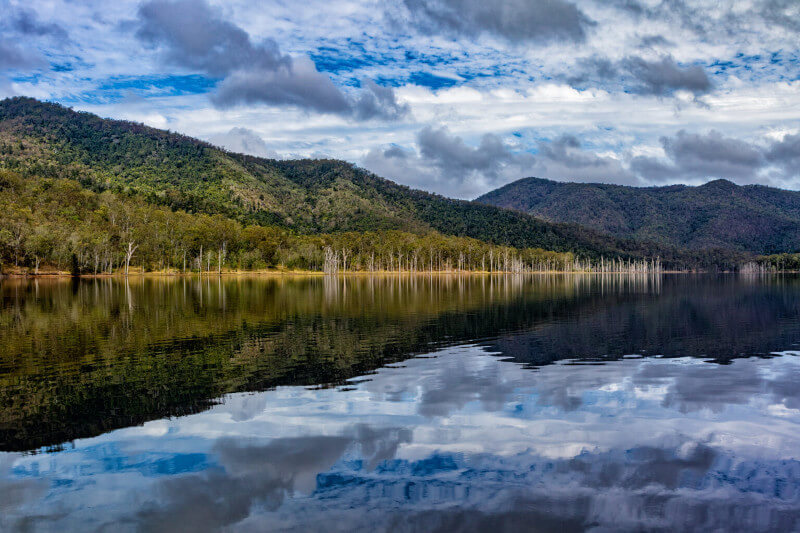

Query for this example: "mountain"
[477,177,800,254]
[0,97,744,270]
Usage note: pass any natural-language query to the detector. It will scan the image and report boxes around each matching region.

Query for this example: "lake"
[1,274,800,532]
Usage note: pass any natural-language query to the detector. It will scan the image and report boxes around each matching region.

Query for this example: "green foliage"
[478,177,800,254]
[0,170,581,274]
[0,97,748,270]
[756,253,800,271]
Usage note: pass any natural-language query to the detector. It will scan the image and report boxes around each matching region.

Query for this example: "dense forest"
[0,97,759,274]
[751,253,800,272]
[477,177,800,254]
[0,169,588,275]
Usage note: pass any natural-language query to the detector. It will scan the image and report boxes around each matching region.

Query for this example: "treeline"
[0,97,750,270]
[748,254,800,272]
[1,170,600,275]
[478,177,800,255]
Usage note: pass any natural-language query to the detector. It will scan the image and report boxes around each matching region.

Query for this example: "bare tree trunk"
[218,243,227,275]
[124,242,138,277]
[323,246,339,275]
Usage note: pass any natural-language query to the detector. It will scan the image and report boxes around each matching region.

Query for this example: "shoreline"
[0,269,789,279]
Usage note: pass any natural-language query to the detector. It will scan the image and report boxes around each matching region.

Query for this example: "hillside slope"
[0,97,744,268]
[477,177,800,254]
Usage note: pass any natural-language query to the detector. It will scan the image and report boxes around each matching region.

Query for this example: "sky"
[1,0,799,198]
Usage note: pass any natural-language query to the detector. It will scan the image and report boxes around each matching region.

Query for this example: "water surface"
[1,274,799,531]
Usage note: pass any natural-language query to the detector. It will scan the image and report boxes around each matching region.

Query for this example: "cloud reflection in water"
[2,347,800,532]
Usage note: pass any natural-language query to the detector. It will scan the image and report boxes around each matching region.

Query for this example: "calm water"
[1,274,800,532]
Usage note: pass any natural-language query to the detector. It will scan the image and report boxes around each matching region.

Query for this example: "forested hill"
[477,177,800,254]
[0,97,742,269]
[0,97,642,256]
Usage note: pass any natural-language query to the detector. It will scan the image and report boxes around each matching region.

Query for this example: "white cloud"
[207,127,281,158]
[2,0,800,194]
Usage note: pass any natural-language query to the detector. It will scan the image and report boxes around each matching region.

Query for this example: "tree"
[124,241,138,276]
[26,227,57,275]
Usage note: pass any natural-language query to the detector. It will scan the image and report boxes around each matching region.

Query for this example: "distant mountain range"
[0,97,736,269]
[477,177,800,254]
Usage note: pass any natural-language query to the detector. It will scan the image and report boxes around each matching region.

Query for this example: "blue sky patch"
[408,71,459,89]
[96,75,216,95]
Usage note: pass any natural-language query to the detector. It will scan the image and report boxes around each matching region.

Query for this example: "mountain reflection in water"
[1,274,800,531]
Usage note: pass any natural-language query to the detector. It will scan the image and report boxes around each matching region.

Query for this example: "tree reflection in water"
[1,274,799,531]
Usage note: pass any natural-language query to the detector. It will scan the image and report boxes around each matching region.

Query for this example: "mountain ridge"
[477,176,800,254]
[0,97,747,269]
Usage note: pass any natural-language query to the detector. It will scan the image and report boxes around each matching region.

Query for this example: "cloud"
[761,0,800,31]
[766,133,800,172]
[354,79,411,121]
[364,124,800,197]
[570,55,711,97]
[631,130,766,182]
[0,8,66,76]
[534,134,638,184]
[207,127,281,159]
[0,40,42,70]
[619,0,800,41]
[638,35,674,49]
[363,126,537,198]
[362,145,450,195]
[662,130,763,178]
[413,127,637,187]
[396,0,594,44]
[628,155,678,183]
[136,0,407,120]
[417,125,518,177]
[8,8,69,41]
[0,8,62,73]
[382,145,408,159]
[362,126,641,197]
[137,0,289,77]
[211,57,351,113]
[9,0,800,195]
[623,56,711,96]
